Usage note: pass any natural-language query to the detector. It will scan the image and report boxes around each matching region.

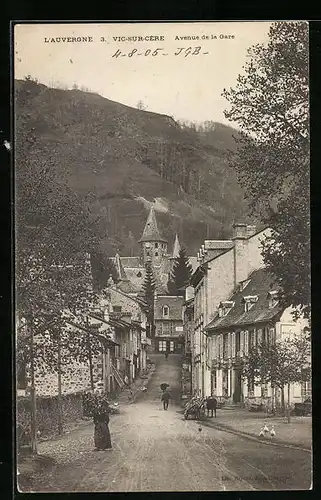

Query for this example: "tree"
[168,248,193,296]
[91,253,118,291]
[242,335,311,417]
[222,21,310,319]
[141,263,156,337]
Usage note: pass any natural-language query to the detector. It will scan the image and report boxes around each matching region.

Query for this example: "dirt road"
[23,354,312,492]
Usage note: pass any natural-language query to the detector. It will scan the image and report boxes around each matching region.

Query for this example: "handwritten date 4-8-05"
[112,47,209,58]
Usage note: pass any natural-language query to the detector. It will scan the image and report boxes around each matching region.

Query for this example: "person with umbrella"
[161,389,171,410]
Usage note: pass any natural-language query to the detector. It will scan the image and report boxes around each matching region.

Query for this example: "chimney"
[232,223,249,287]
[185,285,195,302]
[246,225,257,238]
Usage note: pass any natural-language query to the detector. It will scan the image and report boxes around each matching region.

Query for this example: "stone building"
[190,223,310,405]
[205,268,309,408]
[191,223,272,397]
[181,286,194,399]
[112,205,197,294]
[154,295,184,353]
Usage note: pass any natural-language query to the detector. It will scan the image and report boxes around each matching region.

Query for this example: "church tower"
[138,205,168,267]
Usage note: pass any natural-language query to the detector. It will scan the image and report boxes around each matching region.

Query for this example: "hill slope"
[15,78,249,256]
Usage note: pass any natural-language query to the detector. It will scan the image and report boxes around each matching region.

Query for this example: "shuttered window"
[227,333,232,358]
[240,331,244,356]
[231,332,236,358]
[257,328,262,344]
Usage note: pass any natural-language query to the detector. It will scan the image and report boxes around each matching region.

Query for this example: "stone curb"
[200,419,311,453]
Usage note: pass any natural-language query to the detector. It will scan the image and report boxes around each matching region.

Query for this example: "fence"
[17,391,85,447]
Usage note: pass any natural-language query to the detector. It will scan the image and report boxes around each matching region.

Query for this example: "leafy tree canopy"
[222,21,310,319]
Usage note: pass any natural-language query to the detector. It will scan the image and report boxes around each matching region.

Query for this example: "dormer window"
[242,295,258,312]
[218,300,235,317]
[268,290,279,308]
[137,271,142,278]
[239,279,251,291]
[113,305,122,313]
[163,305,169,317]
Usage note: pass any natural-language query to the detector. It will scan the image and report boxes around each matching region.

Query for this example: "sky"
[14,22,272,126]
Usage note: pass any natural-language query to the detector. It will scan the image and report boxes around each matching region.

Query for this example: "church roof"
[114,253,128,281]
[120,257,142,268]
[171,234,181,259]
[138,206,167,243]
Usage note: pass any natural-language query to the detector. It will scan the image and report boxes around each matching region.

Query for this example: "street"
[22,354,312,492]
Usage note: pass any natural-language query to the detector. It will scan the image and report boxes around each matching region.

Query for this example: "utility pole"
[29,314,37,454]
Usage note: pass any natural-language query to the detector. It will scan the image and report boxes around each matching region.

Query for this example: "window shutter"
[257,328,262,344]
[253,329,256,347]
[244,330,248,355]
[240,331,244,356]
[213,336,217,359]
[228,333,232,358]
[232,332,236,358]
[220,335,223,359]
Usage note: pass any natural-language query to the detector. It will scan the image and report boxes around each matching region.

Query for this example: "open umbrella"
[160,383,169,392]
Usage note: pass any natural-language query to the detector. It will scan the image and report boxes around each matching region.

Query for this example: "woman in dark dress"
[92,394,112,450]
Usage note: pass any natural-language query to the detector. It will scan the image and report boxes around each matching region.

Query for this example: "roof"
[204,240,234,250]
[155,295,184,320]
[114,253,128,281]
[206,268,282,332]
[188,256,199,272]
[122,267,145,292]
[138,206,167,243]
[120,257,142,268]
[171,234,181,259]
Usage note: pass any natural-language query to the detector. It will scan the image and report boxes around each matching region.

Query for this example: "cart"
[184,396,206,420]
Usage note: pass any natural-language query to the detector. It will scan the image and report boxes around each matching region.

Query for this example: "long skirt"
[94,421,112,449]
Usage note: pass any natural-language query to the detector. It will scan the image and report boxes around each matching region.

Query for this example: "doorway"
[233,369,242,403]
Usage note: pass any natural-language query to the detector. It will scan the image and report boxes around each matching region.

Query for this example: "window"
[243,295,258,312]
[155,251,159,257]
[146,251,150,257]
[158,340,167,352]
[235,331,240,354]
[155,242,158,249]
[268,290,279,308]
[223,333,229,358]
[163,305,169,317]
[137,271,142,278]
[113,305,122,313]
[302,381,312,400]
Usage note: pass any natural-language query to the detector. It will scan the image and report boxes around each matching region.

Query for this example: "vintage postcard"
[14,21,311,492]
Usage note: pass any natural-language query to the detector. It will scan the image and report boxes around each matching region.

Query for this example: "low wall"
[17,391,85,446]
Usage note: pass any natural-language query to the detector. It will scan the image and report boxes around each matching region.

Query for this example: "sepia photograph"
[14,21,311,492]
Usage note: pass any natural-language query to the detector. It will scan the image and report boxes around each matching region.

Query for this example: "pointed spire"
[138,205,167,243]
[114,252,128,281]
[171,233,181,259]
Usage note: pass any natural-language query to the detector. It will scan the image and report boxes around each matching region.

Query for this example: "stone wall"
[17,391,85,445]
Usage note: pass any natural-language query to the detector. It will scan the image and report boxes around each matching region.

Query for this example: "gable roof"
[114,252,128,281]
[205,268,282,332]
[138,206,167,243]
